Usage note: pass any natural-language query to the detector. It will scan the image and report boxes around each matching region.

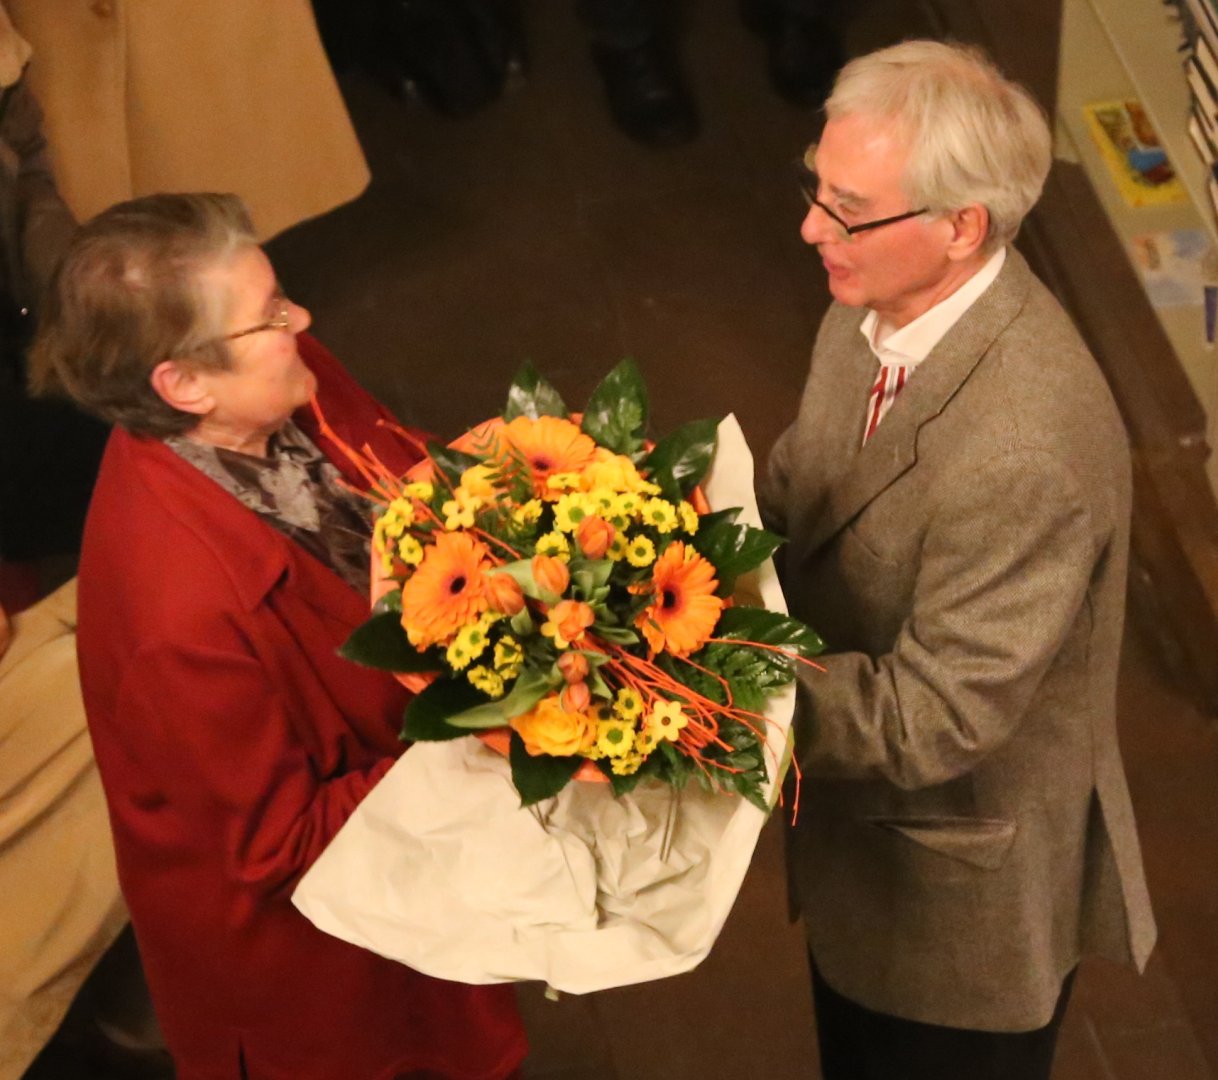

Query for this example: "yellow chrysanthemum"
[635,541,724,657]
[678,501,700,534]
[445,619,492,670]
[634,726,659,757]
[596,718,636,758]
[545,471,585,496]
[397,535,424,566]
[606,532,629,562]
[641,497,679,533]
[553,492,594,533]
[400,531,491,649]
[403,481,434,502]
[613,492,643,524]
[467,665,506,699]
[625,535,656,568]
[585,487,618,517]
[512,499,543,525]
[534,531,571,560]
[645,699,689,742]
[582,451,658,495]
[613,687,644,720]
[493,636,523,671]
[610,752,645,776]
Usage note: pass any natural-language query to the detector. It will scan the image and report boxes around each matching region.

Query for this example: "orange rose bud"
[551,599,595,644]
[486,572,525,616]
[560,680,591,713]
[557,651,589,684]
[576,515,615,559]
[532,554,570,596]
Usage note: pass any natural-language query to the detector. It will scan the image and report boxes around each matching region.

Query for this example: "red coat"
[77,336,527,1080]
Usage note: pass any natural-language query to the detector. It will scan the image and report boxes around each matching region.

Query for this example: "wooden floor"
[25,1,1218,1076]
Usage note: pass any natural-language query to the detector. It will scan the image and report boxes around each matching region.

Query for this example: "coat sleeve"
[115,632,394,899]
[794,449,1099,790]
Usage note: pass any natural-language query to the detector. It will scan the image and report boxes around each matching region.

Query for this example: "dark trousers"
[810,960,1077,1080]
[576,0,827,48]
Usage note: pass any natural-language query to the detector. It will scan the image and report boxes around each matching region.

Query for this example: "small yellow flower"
[586,487,618,517]
[545,471,585,496]
[458,464,497,500]
[634,726,658,757]
[553,492,593,533]
[613,492,643,522]
[642,498,679,533]
[625,535,656,568]
[645,699,688,742]
[596,718,636,758]
[379,547,396,576]
[493,635,523,671]
[442,498,476,530]
[610,752,645,776]
[613,687,644,720]
[606,532,629,562]
[535,531,571,561]
[678,501,699,534]
[403,481,434,503]
[512,499,543,525]
[446,619,491,670]
[397,535,424,566]
[467,665,506,698]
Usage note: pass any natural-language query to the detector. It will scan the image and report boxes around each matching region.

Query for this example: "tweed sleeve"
[793,449,1099,789]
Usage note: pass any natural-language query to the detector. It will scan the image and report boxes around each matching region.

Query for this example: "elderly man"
[760,41,1156,1079]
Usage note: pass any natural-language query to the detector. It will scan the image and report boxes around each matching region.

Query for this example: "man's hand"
[0,603,10,660]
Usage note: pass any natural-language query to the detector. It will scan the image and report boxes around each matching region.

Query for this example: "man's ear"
[945,203,989,262]
[149,360,214,417]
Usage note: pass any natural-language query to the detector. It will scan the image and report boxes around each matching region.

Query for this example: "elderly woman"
[29,193,527,1080]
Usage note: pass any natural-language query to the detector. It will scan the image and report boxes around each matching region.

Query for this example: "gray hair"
[825,40,1051,253]
[28,192,258,436]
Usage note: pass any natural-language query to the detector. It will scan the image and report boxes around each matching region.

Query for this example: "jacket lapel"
[800,248,1034,558]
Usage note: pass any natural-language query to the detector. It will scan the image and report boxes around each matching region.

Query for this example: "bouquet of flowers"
[336,360,822,809]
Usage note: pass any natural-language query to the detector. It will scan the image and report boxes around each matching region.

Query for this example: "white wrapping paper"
[292,415,795,993]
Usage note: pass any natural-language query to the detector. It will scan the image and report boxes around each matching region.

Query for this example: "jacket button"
[91,0,115,15]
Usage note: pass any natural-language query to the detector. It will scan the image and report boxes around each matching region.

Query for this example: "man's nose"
[800,203,837,246]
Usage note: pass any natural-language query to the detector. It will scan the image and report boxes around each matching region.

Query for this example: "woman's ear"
[149,360,214,417]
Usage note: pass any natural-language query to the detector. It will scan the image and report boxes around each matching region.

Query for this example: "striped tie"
[862,363,909,445]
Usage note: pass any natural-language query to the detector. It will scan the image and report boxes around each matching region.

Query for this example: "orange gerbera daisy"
[400,531,491,648]
[501,415,597,497]
[636,541,724,657]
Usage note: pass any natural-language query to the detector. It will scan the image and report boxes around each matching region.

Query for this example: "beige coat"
[760,248,1156,1033]
[0,580,127,1080]
[5,0,369,240]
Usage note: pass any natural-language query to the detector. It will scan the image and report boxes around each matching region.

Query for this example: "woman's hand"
[0,603,11,660]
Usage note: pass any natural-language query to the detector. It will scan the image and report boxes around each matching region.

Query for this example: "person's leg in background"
[740,0,843,107]
[576,0,698,146]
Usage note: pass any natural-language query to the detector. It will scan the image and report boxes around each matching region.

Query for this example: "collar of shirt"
[859,246,1007,370]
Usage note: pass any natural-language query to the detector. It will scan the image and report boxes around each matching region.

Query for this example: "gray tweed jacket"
[759,247,1156,1032]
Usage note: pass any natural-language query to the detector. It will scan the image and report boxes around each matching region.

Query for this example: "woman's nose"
[288,299,312,333]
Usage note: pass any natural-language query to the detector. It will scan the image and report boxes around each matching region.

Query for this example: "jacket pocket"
[864,815,1017,871]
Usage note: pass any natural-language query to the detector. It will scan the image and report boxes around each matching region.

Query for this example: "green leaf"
[608,766,645,798]
[712,606,824,658]
[580,359,648,456]
[446,668,559,729]
[340,612,442,673]
[593,624,640,645]
[509,731,582,806]
[644,418,720,502]
[505,361,569,421]
[427,442,482,489]
[402,680,486,741]
[691,517,785,596]
[371,589,402,615]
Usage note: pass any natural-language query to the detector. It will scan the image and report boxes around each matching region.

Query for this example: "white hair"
[825,40,1052,253]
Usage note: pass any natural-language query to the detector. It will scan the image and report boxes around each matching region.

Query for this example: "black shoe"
[590,39,699,147]
[741,1,843,108]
